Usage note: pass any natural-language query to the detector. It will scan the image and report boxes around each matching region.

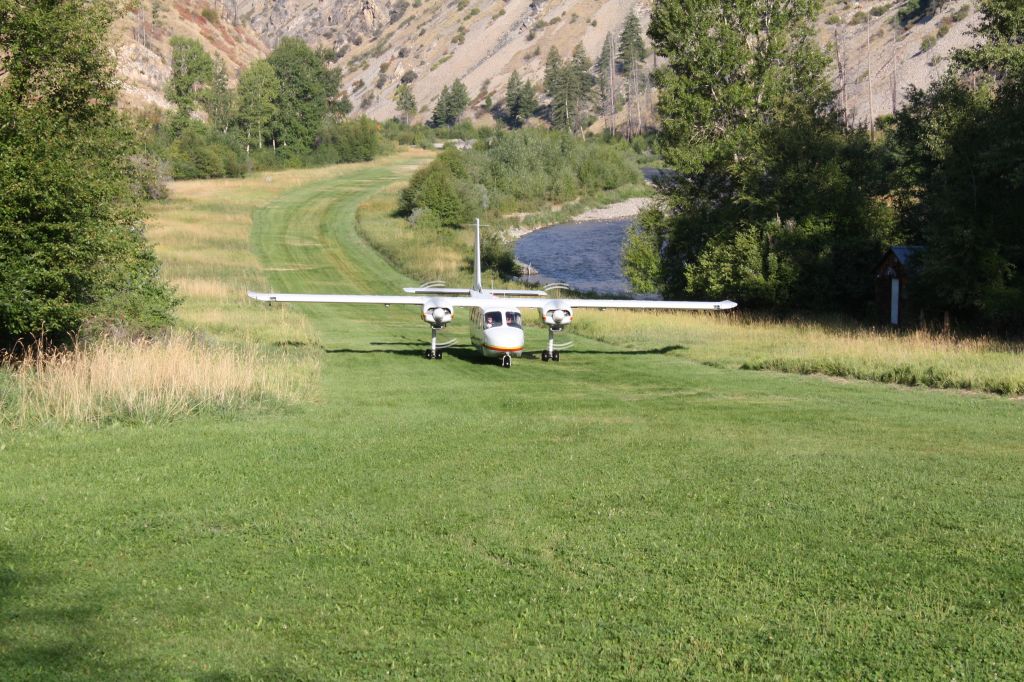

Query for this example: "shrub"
[850,11,869,24]
[920,34,937,52]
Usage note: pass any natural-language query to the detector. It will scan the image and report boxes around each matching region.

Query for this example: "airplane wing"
[494,297,739,311]
[247,291,502,308]
[248,292,428,305]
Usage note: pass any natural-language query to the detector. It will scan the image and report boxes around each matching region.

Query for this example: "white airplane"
[248,220,737,367]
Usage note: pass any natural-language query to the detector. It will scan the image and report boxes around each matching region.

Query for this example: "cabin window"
[505,311,523,328]
[484,311,503,328]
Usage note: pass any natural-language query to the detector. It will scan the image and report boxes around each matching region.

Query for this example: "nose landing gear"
[425,326,444,360]
[501,353,512,368]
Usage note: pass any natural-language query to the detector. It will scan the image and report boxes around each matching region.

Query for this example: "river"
[515,217,637,296]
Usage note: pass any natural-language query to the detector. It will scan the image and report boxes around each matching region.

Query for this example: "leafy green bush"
[400,128,642,223]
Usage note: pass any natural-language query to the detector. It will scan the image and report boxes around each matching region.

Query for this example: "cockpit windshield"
[484,311,503,328]
[505,311,523,328]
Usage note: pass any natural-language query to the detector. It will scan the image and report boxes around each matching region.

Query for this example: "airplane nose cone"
[484,326,524,352]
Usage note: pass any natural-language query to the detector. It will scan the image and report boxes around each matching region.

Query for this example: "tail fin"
[473,218,483,292]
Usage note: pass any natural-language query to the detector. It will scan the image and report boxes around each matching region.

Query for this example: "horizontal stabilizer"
[402,287,474,295]
[483,289,548,297]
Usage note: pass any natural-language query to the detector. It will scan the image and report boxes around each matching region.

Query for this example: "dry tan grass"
[573,310,1024,395]
[355,191,474,286]
[2,332,318,426]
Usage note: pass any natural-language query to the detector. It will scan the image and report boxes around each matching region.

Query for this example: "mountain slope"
[114,0,981,128]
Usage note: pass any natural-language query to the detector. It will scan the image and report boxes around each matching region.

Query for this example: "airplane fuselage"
[469,302,526,358]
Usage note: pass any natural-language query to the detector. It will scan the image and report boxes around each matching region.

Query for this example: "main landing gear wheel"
[541,350,550,362]
[552,350,560,362]
[501,354,512,368]
[424,349,443,359]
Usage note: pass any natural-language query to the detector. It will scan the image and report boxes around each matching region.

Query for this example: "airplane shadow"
[324,343,688,361]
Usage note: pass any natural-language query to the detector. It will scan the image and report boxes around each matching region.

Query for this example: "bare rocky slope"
[114,0,981,128]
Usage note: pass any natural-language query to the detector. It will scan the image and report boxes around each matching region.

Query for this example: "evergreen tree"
[166,36,215,120]
[596,33,618,135]
[544,45,595,134]
[570,43,597,133]
[431,80,469,127]
[431,85,451,127]
[236,60,280,150]
[394,83,417,124]
[447,79,470,124]
[618,13,647,137]
[505,71,537,127]
[0,0,176,343]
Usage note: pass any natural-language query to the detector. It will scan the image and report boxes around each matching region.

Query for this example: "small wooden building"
[875,246,924,327]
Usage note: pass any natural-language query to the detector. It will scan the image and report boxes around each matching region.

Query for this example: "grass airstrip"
[2,150,1023,678]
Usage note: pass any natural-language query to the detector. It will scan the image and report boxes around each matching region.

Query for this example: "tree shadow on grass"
[0,542,110,679]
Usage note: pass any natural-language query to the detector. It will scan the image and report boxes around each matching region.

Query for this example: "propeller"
[419,280,447,289]
[543,282,571,294]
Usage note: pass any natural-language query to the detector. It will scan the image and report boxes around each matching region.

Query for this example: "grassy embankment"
[2,150,1023,678]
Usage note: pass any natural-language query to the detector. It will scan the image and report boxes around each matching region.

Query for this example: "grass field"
[2,150,1023,678]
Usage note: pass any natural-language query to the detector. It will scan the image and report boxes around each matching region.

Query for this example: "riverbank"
[506,189,652,240]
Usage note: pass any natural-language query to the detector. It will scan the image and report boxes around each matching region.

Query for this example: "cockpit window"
[505,311,523,328]
[484,311,503,328]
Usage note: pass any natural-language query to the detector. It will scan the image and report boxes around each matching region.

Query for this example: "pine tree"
[447,79,469,123]
[618,13,647,137]
[569,43,597,134]
[431,85,451,127]
[432,80,469,127]
[544,45,596,134]
[597,33,617,135]
[505,70,537,127]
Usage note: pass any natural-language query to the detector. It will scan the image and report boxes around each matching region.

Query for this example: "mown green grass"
[2,151,1023,679]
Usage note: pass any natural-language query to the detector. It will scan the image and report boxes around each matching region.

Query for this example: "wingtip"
[722,300,739,309]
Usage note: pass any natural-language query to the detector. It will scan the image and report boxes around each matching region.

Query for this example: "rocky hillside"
[113,0,981,127]
[113,0,268,110]
[820,0,980,124]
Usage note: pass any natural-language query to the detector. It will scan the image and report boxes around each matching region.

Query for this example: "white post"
[890,278,901,326]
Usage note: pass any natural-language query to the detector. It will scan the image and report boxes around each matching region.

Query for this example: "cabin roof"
[890,246,925,266]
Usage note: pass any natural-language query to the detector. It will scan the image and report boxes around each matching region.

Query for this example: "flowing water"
[515,218,637,296]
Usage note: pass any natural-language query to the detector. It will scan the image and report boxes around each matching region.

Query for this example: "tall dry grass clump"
[573,310,1024,395]
[1,332,319,426]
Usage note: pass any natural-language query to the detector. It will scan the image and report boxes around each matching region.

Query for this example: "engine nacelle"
[540,301,573,330]
[422,298,453,328]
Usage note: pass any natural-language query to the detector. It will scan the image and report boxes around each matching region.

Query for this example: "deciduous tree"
[0,0,175,343]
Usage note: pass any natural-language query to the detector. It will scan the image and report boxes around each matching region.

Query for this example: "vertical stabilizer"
[473,218,483,292]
